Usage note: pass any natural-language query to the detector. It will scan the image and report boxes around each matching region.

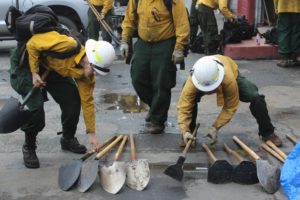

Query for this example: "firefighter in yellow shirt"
[120,0,190,134]
[178,55,282,147]
[194,0,236,55]
[87,0,113,42]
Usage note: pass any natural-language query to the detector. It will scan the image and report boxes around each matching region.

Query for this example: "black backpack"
[262,27,278,45]
[189,32,204,54]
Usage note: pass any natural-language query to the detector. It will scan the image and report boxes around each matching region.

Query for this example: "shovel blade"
[58,159,82,191]
[76,159,99,192]
[163,156,185,182]
[100,161,126,194]
[256,160,281,194]
[126,159,150,190]
[232,161,258,184]
[0,97,30,134]
[207,160,233,184]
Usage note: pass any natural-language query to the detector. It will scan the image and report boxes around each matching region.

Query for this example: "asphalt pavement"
[0,39,296,200]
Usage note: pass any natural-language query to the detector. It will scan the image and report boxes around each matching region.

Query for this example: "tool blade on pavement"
[58,159,82,191]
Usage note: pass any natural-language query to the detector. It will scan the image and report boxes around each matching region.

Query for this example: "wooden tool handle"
[95,135,123,159]
[261,143,285,163]
[114,135,128,161]
[182,123,200,155]
[286,134,298,145]
[233,136,261,160]
[81,136,117,161]
[265,140,287,160]
[130,133,137,161]
[202,143,217,162]
[223,143,243,162]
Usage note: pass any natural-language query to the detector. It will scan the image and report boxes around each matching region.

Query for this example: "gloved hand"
[195,3,200,10]
[172,49,184,64]
[183,132,196,145]
[120,41,129,58]
[204,126,218,145]
[100,12,105,20]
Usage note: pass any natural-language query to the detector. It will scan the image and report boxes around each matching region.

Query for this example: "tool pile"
[58,134,150,194]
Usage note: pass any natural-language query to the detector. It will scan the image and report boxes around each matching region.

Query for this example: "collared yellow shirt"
[121,0,189,50]
[197,0,234,19]
[89,0,113,14]
[177,55,239,134]
[273,0,300,13]
[26,31,96,134]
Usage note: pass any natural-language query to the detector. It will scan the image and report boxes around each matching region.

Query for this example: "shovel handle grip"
[233,136,261,161]
[95,135,123,159]
[261,143,285,163]
[130,133,137,161]
[265,141,287,160]
[223,143,243,162]
[114,135,128,161]
[286,134,298,145]
[182,123,200,155]
[202,143,217,162]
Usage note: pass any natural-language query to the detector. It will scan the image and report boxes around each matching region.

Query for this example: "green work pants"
[277,13,300,59]
[189,0,199,44]
[197,4,219,55]
[87,6,112,42]
[190,73,274,136]
[9,48,81,145]
[131,38,176,125]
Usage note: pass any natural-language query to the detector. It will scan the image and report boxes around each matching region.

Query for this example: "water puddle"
[101,93,148,113]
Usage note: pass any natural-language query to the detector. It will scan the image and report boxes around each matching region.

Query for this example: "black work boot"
[22,145,40,169]
[60,137,87,154]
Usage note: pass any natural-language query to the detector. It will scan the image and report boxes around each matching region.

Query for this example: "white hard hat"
[191,56,224,92]
[85,39,115,76]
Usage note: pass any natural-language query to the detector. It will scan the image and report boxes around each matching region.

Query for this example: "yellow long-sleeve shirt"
[121,0,189,50]
[273,0,300,13]
[26,31,96,134]
[197,0,234,19]
[89,0,113,14]
[177,55,239,134]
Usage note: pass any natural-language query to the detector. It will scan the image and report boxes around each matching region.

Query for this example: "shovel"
[76,135,124,192]
[223,143,258,184]
[266,140,287,160]
[233,136,281,194]
[286,134,298,145]
[261,143,285,163]
[0,70,50,134]
[126,133,150,191]
[202,143,233,184]
[58,135,116,191]
[99,135,128,194]
[164,123,200,182]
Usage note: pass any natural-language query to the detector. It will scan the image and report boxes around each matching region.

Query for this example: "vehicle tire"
[57,15,79,32]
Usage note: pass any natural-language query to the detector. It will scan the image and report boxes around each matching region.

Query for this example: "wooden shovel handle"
[182,123,200,155]
[286,134,298,145]
[261,143,285,163]
[130,133,137,161]
[233,136,261,160]
[95,135,123,159]
[265,140,287,160]
[223,143,243,162]
[202,143,217,162]
[114,135,128,161]
[81,136,117,161]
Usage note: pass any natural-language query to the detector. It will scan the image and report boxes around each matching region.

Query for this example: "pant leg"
[291,13,300,55]
[87,7,101,40]
[277,13,292,58]
[189,0,199,44]
[198,4,219,55]
[237,74,274,136]
[45,71,81,139]
[100,9,113,43]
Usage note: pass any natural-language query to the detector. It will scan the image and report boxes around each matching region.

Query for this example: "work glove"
[172,49,184,64]
[204,126,218,145]
[195,3,200,10]
[100,12,105,19]
[120,41,129,58]
[183,132,196,145]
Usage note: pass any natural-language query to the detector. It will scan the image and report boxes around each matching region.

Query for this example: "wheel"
[57,15,79,32]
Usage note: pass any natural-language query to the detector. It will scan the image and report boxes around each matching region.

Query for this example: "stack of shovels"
[58,134,150,194]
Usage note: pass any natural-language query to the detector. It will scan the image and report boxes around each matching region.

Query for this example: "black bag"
[15,5,58,41]
[221,16,254,44]
[5,6,23,35]
[190,32,204,54]
[262,27,278,45]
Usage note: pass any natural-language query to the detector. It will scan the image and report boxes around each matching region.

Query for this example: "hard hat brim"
[191,63,224,92]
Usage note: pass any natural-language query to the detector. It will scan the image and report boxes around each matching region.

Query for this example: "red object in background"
[237,0,255,24]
